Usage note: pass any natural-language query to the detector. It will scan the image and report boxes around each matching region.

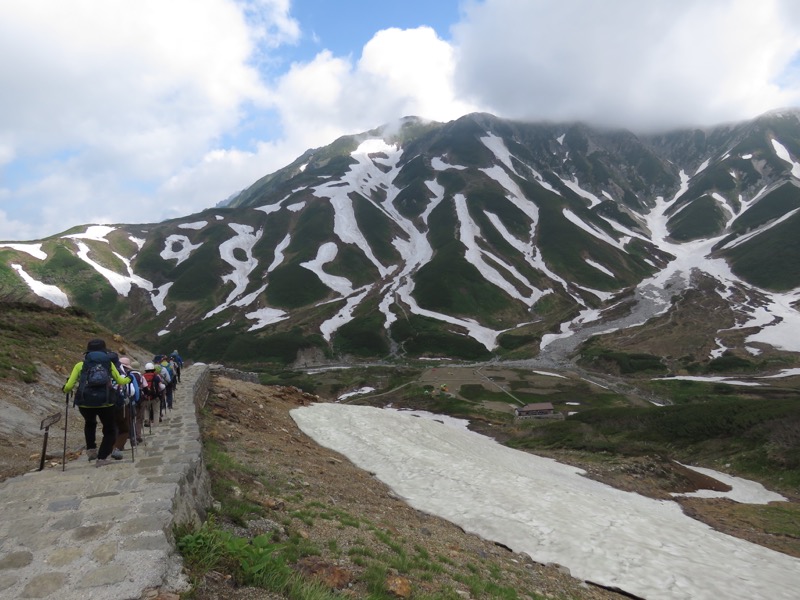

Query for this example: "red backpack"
[142,372,160,400]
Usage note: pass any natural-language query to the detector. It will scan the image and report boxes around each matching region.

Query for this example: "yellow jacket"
[63,360,131,407]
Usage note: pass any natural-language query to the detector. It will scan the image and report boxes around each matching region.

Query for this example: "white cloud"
[452,0,800,130]
[2,0,799,242]
[0,0,295,240]
[273,27,481,149]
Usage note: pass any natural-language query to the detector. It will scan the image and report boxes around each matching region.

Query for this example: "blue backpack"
[77,350,113,407]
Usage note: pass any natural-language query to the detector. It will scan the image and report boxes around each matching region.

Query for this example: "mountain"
[2,110,800,373]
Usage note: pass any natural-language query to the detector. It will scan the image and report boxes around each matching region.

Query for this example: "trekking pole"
[62,393,70,471]
[129,401,135,463]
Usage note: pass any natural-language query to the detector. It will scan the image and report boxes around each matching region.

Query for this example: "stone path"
[0,365,211,600]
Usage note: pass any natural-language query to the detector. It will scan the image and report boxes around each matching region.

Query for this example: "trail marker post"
[39,411,62,471]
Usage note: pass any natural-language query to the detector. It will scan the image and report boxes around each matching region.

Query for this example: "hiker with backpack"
[121,358,148,444]
[110,356,140,460]
[169,349,183,382]
[142,362,166,424]
[156,357,174,410]
[62,338,131,468]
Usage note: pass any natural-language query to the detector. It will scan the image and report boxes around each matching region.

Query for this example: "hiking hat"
[86,338,106,352]
[145,362,155,371]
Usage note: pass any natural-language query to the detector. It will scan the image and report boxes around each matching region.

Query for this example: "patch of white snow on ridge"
[286,201,306,212]
[757,367,800,378]
[559,177,603,208]
[204,223,263,319]
[320,286,372,341]
[454,195,541,307]
[721,207,800,250]
[481,165,539,224]
[672,463,786,504]
[11,264,69,307]
[431,156,466,171]
[157,316,177,336]
[245,307,288,331]
[268,234,291,273]
[480,133,519,175]
[556,134,565,145]
[694,158,710,175]
[161,235,202,266]
[293,404,800,600]
[64,225,116,242]
[338,387,376,400]
[73,241,133,296]
[562,209,625,250]
[745,290,800,352]
[585,258,614,277]
[256,202,283,215]
[178,221,207,230]
[672,169,691,203]
[128,236,145,250]
[771,138,800,178]
[151,283,172,315]
[0,243,46,260]
[312,139,398,278]
[300,242,354,297]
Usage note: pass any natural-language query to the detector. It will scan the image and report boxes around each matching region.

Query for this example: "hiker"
[111,357,140,459]
[142,362,166,423]
[62,338,131,467]
[156,357,174,409]
[169,349,183,382]
[122,358,148,443]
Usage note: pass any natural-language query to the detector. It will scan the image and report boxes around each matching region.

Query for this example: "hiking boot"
[95,458,113,468]
[87,448,98,461]
[111,449,123,460]
[136,437,143,444]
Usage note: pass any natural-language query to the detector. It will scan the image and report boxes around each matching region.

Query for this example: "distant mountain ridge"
[2,110,800,372]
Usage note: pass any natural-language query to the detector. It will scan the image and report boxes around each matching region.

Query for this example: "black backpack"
[77,350,113,407]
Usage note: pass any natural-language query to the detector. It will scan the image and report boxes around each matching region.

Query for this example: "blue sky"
[1,0,799,241]
[286,1,460,61]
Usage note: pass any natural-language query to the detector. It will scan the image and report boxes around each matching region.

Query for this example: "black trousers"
[78,405,117,460]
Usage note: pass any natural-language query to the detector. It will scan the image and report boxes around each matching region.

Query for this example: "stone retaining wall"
[170,363,213,534]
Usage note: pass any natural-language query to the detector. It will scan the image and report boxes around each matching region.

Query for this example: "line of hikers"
[62,338,183,467]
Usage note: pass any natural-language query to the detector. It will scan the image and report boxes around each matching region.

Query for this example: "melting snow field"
[292,404,800,600]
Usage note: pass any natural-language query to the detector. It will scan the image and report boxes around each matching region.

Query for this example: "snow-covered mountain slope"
[2,110,800,371]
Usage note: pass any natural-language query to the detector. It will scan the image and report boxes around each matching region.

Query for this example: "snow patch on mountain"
[11,264,69,307]
[563,209,626,251]
[161,235,202,266]
[205,223,263,319]
[64,225,116,242]
[320,285,372,341]
[312,139,400,279]
[771,138,800,178]
[178,221,207,230]
[455,195,541,306]
[0,243,46,260]
[301,242,354,297]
